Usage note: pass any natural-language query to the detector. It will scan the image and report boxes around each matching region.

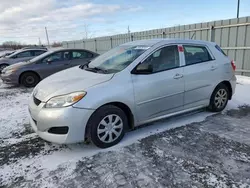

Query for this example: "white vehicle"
[28,39,236,148]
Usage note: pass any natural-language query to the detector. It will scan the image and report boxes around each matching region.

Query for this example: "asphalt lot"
[0,77,250,188]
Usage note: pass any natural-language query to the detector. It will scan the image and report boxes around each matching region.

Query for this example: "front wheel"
[20,72,40,87]
[208,83,229,112]
[88,105,128,148]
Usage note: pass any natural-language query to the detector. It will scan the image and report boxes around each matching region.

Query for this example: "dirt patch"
[0,137,66,166]
[11,123,34,138]
[226,105,250,118]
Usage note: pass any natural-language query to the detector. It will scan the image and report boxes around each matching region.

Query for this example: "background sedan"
[0,48,47,72]
[0,48,98,87]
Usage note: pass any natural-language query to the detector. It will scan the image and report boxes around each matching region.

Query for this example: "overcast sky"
[0,0,249,45]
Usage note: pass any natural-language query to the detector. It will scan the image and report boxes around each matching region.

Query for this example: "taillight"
[231,60,236,71]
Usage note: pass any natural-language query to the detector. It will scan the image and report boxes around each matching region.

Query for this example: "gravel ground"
[1,79,250,188]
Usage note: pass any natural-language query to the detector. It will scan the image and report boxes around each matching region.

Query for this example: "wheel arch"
[215,80,233,100]
[0,63,9,71]
[0,63,9,66]
[84,101,135,141]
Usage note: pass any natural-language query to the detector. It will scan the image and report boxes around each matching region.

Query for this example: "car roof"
[121,38,216,47]
[51,48,97,54]
[17,48,47,52]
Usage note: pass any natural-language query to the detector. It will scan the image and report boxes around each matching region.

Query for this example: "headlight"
[45,91,86,108]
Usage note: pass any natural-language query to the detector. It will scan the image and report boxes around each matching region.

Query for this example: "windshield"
[87,45,149,73]
[6,49,23,58]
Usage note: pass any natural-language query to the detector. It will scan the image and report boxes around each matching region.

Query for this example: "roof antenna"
[191,32,196,39]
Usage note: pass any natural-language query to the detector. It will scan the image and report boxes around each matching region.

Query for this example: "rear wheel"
[0,64,8,73]
[20,72,40,87]
[208,83,229,112]
[88,105,128,148]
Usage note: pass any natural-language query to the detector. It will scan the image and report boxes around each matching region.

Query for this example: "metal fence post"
[110,37,113,49]
[209,25,215,42]
[83,40,85,49]
[95,39,97,53]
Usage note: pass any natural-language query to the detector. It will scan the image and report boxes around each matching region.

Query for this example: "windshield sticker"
[134,46,150,50]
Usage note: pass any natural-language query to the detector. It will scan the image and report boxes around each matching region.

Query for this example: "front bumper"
[0,72,19,84]
[28,96,95,144]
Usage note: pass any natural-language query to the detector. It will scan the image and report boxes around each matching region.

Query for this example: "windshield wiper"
[79,60,91,69]
[83,66,108,73]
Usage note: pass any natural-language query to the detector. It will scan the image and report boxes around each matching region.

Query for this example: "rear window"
[183,45,213,65]
[215,45,227,56]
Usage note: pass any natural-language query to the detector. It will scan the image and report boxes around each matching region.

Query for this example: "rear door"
[35,51,71,78]
[69,50,94,67]
[182,44,218,109]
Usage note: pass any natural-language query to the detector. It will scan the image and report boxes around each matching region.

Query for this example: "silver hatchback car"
[28,39,236,148]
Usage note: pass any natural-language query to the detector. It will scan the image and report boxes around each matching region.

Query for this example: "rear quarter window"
[215,45,227,56]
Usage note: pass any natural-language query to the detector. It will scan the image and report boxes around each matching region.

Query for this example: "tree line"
[0,41,62,50]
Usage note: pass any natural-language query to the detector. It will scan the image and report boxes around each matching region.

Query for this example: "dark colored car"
[0,48,99,87]
[0,49,47,72]
[0,51,15,58]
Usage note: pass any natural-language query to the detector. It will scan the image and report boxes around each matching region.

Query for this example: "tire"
[20,72,40,87]
[88,105,128,148]
[0,64,8,73]
[208,83,229,112]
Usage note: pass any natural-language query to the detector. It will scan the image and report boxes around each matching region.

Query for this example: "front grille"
[33,96,41,106]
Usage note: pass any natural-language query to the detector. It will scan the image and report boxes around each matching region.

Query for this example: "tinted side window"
[16,51,32,58]
[42,52,63,63]
[143,45,180,73]
[72,51,93,59]
[34,50,46,56]
[183,45,212,65]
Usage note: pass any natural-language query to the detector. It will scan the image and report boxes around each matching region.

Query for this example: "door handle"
[210,66,217,71]
[173,73,183,79]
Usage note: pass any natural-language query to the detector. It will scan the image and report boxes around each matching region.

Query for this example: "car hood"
[34,67,114,102]
[5,61,30,70]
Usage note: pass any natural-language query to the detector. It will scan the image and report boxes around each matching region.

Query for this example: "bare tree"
[51,42,63,47]
[1,41,22,50]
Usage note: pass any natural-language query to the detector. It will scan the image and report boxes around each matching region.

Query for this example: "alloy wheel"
[97,114,123,143]
[214,89,228,108]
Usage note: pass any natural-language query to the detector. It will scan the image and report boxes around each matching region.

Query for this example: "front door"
[36,51,71,78]
[131,45,185,123]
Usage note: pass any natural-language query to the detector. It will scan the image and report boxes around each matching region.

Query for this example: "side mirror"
[47,59,52,64]
[11,55,17,59]
[132,63,153,74]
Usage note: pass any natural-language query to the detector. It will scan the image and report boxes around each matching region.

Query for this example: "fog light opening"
[48,127,69,135]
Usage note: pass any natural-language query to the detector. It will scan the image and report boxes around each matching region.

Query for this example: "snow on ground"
[0,80,32,140]
[0,76,250,187]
